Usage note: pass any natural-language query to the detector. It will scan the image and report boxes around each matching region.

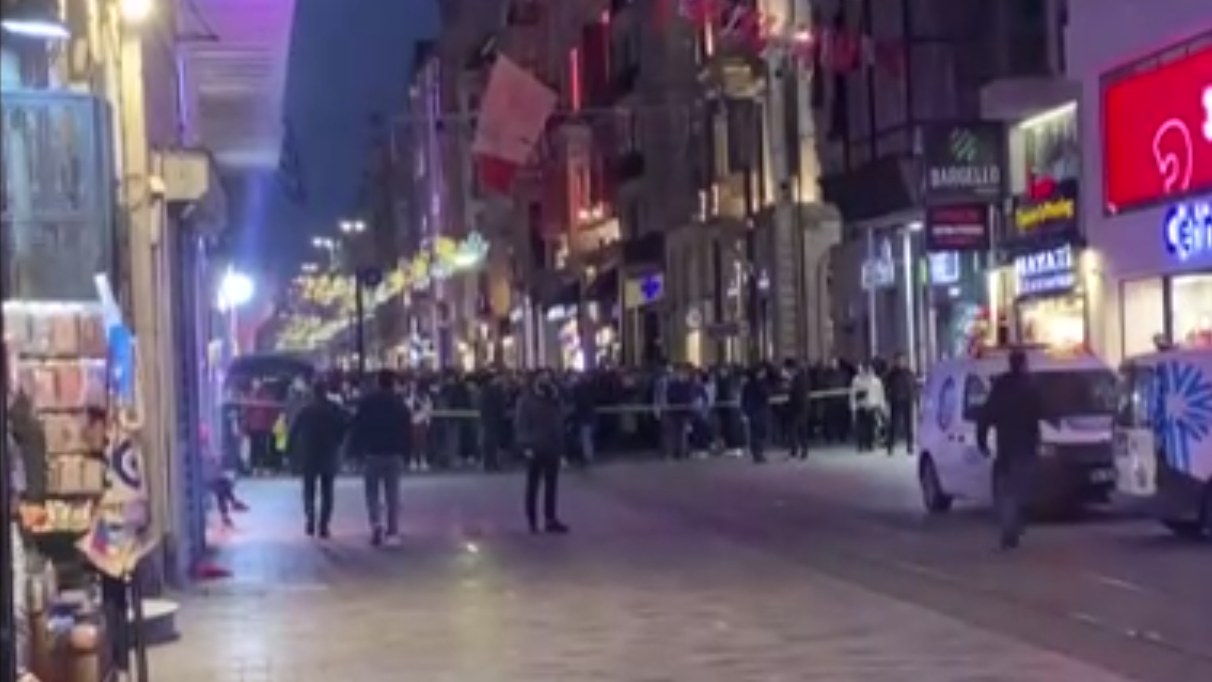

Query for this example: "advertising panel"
[921,122,1006,205]
[924,204,991,252]
[1014,244,1078,298]
[1102,32,1212,214]
[1007,179,1081,249]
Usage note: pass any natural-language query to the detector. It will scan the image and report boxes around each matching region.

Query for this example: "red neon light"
[569,47,582,112]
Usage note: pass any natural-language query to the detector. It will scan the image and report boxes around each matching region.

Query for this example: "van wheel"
[919,455,952,514]
[1162,519,1203,539]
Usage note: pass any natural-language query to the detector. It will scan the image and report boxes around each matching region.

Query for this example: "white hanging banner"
[472,54,558,165]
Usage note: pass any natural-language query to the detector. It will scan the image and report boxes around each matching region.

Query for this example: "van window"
[962,375,989,420]
[1036,369,1117,418]
[1115,364,1156,428]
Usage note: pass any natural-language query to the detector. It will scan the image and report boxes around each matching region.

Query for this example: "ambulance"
[917,345,1119,517]
[1113,346,1212,538]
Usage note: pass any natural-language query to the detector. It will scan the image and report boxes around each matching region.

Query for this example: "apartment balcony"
[698,36,766,99]
[612,150,646,185]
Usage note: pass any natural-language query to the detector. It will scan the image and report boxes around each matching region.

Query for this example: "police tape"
[220,388,855,417]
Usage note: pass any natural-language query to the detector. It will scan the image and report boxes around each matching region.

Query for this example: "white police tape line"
[221,388,857,417]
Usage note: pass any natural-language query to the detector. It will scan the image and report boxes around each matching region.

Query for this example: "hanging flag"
[472,54,558,193]
[278,118,306,204]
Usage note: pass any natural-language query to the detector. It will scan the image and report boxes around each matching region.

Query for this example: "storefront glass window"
[1121,278,1166,357]
[1172,273,1212,347]
[1019,295,1086,348]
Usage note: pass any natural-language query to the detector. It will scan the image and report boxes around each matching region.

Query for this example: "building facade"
[821,0,1069,367]
[1065,0,1211,362]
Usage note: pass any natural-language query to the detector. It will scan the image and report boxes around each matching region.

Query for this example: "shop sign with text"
[1015,244,1077,298]
[925,204,991,252]
[1102,32,1212,214]
[1164,199,1212,262]
[1010,179,1080,244]
[922,122,1005,204]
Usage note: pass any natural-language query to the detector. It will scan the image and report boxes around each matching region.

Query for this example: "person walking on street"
[851,363,885,452]
[786,360,812,459]
[741,366,773,463]
[884,353,916,456]
[978,349,1044,550]
[347,371,412,546]
[514,371,570,534]
[287,380,348,539]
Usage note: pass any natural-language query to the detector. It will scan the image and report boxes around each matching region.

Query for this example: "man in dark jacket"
[884,353,916,456]
[787,360,812,459]
[515,371,569,534]
[287,381,348,538]
[347,371,411,546]
[977,350,1044,550]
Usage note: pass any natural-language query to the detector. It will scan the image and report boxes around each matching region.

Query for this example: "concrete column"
[118,31,175,584]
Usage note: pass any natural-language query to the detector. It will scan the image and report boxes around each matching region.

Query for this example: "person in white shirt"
[406,382,433,471]
[850,363,886,452]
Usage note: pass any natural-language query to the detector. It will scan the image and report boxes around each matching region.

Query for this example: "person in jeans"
[514,371,569,534]
[978,349,1044,550]
[347,371,411,546]
[287,380,348,538]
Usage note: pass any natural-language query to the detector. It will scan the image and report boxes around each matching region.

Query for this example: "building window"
[1172,273,1212,347]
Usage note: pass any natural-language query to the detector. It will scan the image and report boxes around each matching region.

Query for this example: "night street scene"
[1,1,1210,682]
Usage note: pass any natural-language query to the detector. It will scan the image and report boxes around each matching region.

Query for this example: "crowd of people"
[214,356,923,544]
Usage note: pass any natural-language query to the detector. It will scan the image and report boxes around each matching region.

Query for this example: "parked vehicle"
[1113,346,1212,539]
[917,346,1118,517]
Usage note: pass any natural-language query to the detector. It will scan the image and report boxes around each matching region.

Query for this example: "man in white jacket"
[850,364,886,452]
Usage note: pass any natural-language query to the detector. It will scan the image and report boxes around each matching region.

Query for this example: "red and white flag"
[473,54,558,192]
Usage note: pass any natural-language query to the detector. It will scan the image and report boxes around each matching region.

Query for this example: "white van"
[1113,346,1212,538]
[917,346,1118,516]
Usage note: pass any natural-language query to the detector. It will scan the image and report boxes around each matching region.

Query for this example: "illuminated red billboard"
[1101,32,1212,214]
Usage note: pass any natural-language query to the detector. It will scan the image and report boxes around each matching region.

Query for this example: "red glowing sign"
[1101,34,1212,214]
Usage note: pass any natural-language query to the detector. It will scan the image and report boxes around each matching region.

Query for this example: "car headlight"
[1038,443,1058,458]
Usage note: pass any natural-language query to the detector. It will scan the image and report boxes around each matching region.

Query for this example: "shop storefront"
[1003,177,1089,348]
[1013,244,1088,347]
[1067,13,1212,361]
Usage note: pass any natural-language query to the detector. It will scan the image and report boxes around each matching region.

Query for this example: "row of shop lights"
[2,0,155,39]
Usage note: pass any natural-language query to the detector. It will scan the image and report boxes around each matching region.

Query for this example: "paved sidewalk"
[151,473,1137,682]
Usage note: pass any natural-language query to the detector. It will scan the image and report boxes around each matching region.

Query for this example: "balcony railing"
[612,150,646,184]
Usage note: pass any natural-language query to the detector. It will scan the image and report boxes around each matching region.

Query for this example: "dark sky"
[232,0,440,280]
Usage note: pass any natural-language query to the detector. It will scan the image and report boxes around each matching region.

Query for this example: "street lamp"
[340,219,366,235]
[1,0,69,39]
[216,268,255,356]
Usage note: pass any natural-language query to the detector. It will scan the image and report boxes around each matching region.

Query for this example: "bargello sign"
[922,122,1006,205]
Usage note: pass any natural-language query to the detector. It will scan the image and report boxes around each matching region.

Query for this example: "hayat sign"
[1102,32,1212,214]
[924,204,991,252]
[1015,245,1077,298]
[922,123,1005,204]
[1164,199,1212,262]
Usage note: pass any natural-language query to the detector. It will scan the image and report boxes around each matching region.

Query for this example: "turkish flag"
[477,155,519,194]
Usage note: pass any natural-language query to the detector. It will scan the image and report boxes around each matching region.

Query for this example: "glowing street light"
[340,219,366,235]
[216,268,255,312]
